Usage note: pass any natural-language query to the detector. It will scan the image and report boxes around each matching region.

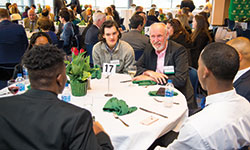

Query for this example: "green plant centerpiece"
[65,47,101,96]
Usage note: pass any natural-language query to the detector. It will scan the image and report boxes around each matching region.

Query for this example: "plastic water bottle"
[23,66,28,80]
[16,73,25,92]
[164,79,174,107]
[61,83,71,102]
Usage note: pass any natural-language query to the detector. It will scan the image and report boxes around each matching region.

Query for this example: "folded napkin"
[148,87,178,96]
[103,97,137,116]
[132,80,157,86]
[91,65,102,79]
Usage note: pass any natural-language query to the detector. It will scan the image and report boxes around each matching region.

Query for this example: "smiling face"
[150,23,168,52]
[103,25,119,49]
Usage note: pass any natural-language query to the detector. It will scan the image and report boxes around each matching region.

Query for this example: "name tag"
[110,60,120,66]
[163,66,175,74]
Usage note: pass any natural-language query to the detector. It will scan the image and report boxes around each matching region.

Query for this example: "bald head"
[227,37,250,70]
[28,9,36,21]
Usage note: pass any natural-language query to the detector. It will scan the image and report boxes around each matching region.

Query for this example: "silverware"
[139,107,168,118]
[113,113,129,127]
[153,98,180,105]
[120,80,132,83]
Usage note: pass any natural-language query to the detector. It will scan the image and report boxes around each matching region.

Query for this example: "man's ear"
[238,53,243,62]
[56,73,64,88]
[203,67,210,78]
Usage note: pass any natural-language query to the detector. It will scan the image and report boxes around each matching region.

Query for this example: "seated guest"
[0,8,28,89]
[68,9,80,26]
[13,32,53,78]
[37,17,58,45]
[23,9,38,32]
[176,14,192,34]
[45,5,55,22]
[39,8,55,32]
[166,19,192,65]
[22,6,30,19]
[146,8,159,27]
[190,14,212,69]
[105,7,114,21]
[59,10,74,55]
[9,5,21,24]
[84,12,106,64]
[155,42,250,149]
[134,23,196,109]
[227,37,250,102]
[110,5,120,27]
[28,32,52,49]
[121,14,149,58]
[92,20,135,73]
[81,7,92,23]
[0,44,114,150]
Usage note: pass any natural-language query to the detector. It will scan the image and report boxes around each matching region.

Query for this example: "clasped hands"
[133,70,168,85]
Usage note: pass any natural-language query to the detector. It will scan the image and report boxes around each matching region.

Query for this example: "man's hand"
[133,74,155,81]
[93,121,105,135]
[143,70,168,84]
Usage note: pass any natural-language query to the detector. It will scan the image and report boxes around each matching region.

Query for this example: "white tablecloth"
[69,74,188,150]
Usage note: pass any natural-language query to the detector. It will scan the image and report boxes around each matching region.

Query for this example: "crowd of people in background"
[0,0,250,149]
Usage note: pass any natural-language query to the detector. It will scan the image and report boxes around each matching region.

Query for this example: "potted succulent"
[65,47,99,96]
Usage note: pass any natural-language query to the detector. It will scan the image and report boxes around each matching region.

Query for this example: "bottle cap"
[65,83,69,87]
[168,79,172,83]
[17,73,22,77]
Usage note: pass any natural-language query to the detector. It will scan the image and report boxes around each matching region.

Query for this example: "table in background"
[69,74,188,150]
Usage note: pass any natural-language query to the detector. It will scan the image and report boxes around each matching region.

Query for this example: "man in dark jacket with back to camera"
[0,44,113,150]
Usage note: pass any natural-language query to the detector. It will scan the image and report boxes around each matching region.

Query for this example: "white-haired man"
[134,23,196,109]
[84,12,106,65]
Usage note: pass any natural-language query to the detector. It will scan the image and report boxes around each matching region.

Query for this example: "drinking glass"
[7,79,19,95]
[127,65,137,86]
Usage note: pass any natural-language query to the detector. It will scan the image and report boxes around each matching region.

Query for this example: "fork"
[113,113,129,127]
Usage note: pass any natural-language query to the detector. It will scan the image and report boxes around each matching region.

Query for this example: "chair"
[189,67,199,100]
[134,49,144,61]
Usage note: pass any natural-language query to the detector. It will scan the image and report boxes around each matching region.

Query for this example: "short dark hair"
[0,8,9,19]
[129,14,144,29]
[29,32,52,49]
[22,44,65,87]
[99,20,121,42]
[59,10,70,22]
[201,42,239,81]
[31,4,36,9]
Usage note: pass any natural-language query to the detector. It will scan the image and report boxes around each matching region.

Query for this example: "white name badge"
[103,63,116,75]
[110,60,120,66]
[163,66,175,75]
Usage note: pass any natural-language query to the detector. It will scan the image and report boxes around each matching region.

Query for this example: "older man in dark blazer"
[135,23,196,109]
[0,8,28,89]
[0,44,113,150]
[227,37,250,102]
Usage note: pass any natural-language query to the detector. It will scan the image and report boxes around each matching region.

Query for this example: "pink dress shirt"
[155,49,166,73]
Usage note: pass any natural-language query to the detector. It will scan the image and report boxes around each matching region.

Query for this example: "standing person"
[190,14,212,69]
[110,5,120,27]
[134,23,196,109]
[180,0,195,12]
[227,37,250,102]
[0,8,28,89]
[59,10,74,55]
[92,20,135,73]
[54,0,66,21]
[155,42,250,149]
[0,44,114,150]
[66,0,82,14]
